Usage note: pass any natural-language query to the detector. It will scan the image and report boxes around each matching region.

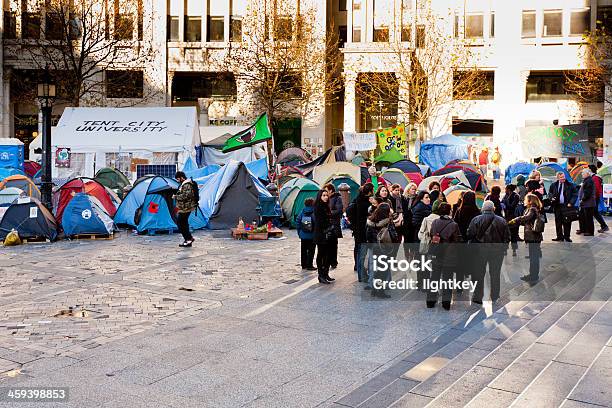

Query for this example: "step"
[562,345,612,407]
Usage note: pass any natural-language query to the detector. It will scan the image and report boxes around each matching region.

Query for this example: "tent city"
[0,0,611,407]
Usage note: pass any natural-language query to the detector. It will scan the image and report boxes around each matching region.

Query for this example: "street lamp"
[37,66,56,210]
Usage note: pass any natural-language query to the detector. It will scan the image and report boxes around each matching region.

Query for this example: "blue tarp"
[114,176,179,233]
[245,157,269,181]
[504,162,536,184]
[182,156,198,173]
[419,134,470,171]
[537,162,571,181]
[185,164,221,179]
[62,193,114,236]
[0,167,25,181]
[190,161,271,230]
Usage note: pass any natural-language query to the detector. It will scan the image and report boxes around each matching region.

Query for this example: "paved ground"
[0,220,610,407]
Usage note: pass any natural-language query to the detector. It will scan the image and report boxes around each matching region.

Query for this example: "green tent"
[374,148,404,165]
[326,175,360,203]
[599,165,612,184]
[95,168,131,199]
[279,178,320,227]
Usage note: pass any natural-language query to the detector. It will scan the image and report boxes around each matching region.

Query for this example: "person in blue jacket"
[296,198,317,271]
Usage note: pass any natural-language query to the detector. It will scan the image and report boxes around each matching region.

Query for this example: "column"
[224,0,230,42]
[347,0,353,44]
[166,71,175,106]
[178,0,185,41]
[344,72,357,132]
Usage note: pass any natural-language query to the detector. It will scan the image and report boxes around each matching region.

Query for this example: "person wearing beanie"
[516,174,528,201]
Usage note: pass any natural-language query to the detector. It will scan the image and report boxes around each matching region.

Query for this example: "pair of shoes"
[564,238,572,242]
[583,233,594,236]
[471,298,483,305]
[441,301,451,310]
[552,237,564,242]
[318,276,331,284]
[598,227,609,233]
[426,300,436,308]
[179,240,193,247]
[519,275,538,283]
[330,264,338,269]
[576,230,582,235]
[325,275,335,282]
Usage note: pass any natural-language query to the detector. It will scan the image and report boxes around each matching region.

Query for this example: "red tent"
[24,161,41,178]
[54,178,119,222]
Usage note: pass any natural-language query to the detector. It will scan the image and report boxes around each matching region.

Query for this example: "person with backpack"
[173,171,198,247]
[324,184,343,269]
[296,198,317,271]
[427,203,461,310]
[467,200,511,304]
[491,147,502,180]
[348,183,374,282]
[501,184,521,251]
[365,202,397,298]
[509,194,545,284]
[589,164,609,233]
[313,189,335,284]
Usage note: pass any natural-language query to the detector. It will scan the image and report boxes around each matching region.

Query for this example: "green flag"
[222,113,272,153]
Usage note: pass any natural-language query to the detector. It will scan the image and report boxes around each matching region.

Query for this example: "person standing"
[376,185,393,206]
[365,203,396,298]
[390,183,411,243]
[296,198,317,271]
[428,181,441,203]
[589,164,609,233]
[479,148,489,178]
[352,183,374,282]
[491,147,502,180]
[467,200,511,304]
[324,184,343,269]
[526,170,546,201]
[577,168,596,236]
[509,194,544,283]
[485,185,503,216]
[549,172,577,242]
[501,184,521,249]
[516,175,528,202]
[173,171,197,248]
[403,183,419,208]
[366,166,388,193]
[313,190,334,284]
[412,191,432,242]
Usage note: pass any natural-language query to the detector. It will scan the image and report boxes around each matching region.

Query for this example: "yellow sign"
[377,124,407,156]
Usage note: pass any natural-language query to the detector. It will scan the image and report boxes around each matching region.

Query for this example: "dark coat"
[467,212,511,243]
[484,194,503,217]
[453,206,481,240]
[313,203,331,245]
[366,217,390,243]
[390,194,412,239]
[411,201,432,230]
[353,193,371,243]
[328,192,343,238]
[296,206,314,240]
[430,216,461,267]
[501,191,520,221]
[526,179,546,200]
[549,180,577,208]
[579,176,596,208]
[512,207,543,243]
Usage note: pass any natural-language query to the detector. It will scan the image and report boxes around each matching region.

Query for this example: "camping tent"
[190,161,272,230]
[61,193,115,237]
[537,162,571,182]
[245,157,269,181]
[280,178,320,227]
[24,161,41,178]
[381,168,411,189]
[389,159,421,174]
[312,162,361,187]
[277,147,311,166]
[432,165,486,191]
[95,167,131,199]
[0,175,41,200]
[419,134,471,170]
[418,171,472,191]
[0,198,58,241]
[374,148,404,165]
[295,146,345,176]
[0,187,23,206]
[55,178,120,222]
[0,167,25,181]
[114,176,179,233]
[0,139,24,171]
[443,185,471,206]
[599,164,612,184]
[570,162,589,184]
[504,162,536,185]
[50,107,201,179]
[326,175,360,203]
[200,126,268,167]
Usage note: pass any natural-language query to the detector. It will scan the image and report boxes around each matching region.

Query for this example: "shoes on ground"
[598,227,609,233]
[552,237,564,241]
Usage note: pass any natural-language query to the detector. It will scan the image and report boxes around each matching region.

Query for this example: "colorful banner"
[222,113,272,153]
[342,131,377,151]
[377,124,407,156]
[519,124,590,158]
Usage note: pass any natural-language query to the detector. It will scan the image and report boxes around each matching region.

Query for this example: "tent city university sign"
[75,120,168,133]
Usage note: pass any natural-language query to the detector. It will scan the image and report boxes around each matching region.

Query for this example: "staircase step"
[553,319,612,367]
[464,387,518,408]
[356,378,419,408]
[422,365,502,408]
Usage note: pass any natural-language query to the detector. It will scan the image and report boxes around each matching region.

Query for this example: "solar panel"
[136,164,177,179]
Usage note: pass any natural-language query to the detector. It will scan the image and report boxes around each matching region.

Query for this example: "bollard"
[338,183,350,211]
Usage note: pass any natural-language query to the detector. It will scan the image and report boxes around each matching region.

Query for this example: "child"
[296,198,317,270]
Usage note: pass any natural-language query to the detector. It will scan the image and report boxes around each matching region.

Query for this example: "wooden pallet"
[21,237,51,244]
[70,233,115,240]
[145,228,177,236]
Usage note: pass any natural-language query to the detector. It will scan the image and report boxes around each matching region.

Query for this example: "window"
[416,25,425,48]
[401,0,411,42]
[114,0,134,40]
[452,119,494,137]
[4,11,16,39]
[106,70,144,99]
[465,13,484,39]
[401,24,411,42]
[522,10,536,38]
[22,12,41,39]
[373,0,391,42]
[353,27,361,42]
[597,6,612,33]
[526,72,572,101]
[453,71,494,100]
[570,8,590,36]
[208,16,224,41]
[454,13,460,38]
[167,16,179,40]
[184,0,202,41]
[353,0,362,42]
[274,16,293,41]
[230,17,242,41]
[137,0,143,40]
[171,73,237,101]
[339,25,347,47]
[490,12,495,37]
[339,0,347,12]
[45,12,63,40]
[542,10,562,37]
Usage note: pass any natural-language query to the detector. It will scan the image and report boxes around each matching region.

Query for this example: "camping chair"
[256,195,282,227]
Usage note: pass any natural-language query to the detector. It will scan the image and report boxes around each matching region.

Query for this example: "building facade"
[1,0,611,165]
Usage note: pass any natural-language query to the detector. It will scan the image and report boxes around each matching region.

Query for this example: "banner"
[377,124,407,156]
[342,132,376,151]
[520,124,590,158]
[603,184,612,199]
[222,113,272,153]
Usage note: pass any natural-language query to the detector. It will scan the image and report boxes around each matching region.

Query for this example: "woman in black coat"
[354,183,374,282]
[313,189,334,284]
[324,183,343,269]
[509,194,544,283]
[411,191,432,242]
[453,191,481,241]
[484,186,503,217]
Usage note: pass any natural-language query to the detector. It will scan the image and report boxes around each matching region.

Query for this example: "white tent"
[50,107,201,179]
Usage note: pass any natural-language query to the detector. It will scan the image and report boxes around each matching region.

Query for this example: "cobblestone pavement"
[0,221,610,408]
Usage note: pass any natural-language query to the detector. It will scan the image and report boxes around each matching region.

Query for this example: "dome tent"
[504,162,536,185]
[598,164,612,184]
[280,178,320,228]
[0,198,58,242]
[95,167,131,199]
[54,177,120,222]
[374,148,404,165]
[419,134,470,170]
[0,175,41,200]
[312,162,361,187]
[61,193,114,237]
[381,168,411,189]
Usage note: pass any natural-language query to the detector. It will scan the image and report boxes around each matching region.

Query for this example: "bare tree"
[353,1,489,140]
[224,0,343,131]
[12,0,157,106]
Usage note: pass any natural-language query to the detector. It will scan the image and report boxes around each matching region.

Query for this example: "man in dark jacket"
[467,200,511,305]
[589,164,609,233]
[296,198,317,270]
[578,169,596,236]
[324,184,343,269]
[549,171,578,242]
[173,171,197,247]
[353,183,374,281]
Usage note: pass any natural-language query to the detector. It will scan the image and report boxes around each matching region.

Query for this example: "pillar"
[343,71,357,132]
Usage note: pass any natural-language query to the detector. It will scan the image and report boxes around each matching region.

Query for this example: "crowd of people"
[295,163,609,310]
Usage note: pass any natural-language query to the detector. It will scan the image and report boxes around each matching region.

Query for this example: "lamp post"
[37,66,56,210]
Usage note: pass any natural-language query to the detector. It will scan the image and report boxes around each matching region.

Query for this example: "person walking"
[173,171,197,247]
[501,184,521,250]
[479,148,489,178]
[589,164,609,233]
[390,183,411,243]
[427,203,461,310]
[352,183,374,282]
[467,200,511,304]
[526,170,546,201]
[412,191,432,242]
[577,168,596,236]
[324,183,343,269]
[296,198,317,271]
[365,203,396,298]
[549,171,578,242]
[491,147,502,181]
[485,185,503,216]
[509,194,544,283]
[313,189,334,284]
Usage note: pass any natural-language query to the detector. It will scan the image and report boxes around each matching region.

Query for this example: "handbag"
[393,212,404,228]
[324,225,337,241]
[561,206,579,223]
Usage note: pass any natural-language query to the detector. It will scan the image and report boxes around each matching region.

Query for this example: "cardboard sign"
[343,132,377,151]
[29,206,38,218]
[603,184,612,199]
[376,124,407,156]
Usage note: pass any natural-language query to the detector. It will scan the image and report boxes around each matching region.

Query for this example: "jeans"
[528,243,542,280]
[594,206,608,230]
[356,243,369,282]
[316,243,330,277]
[492,169,500,180]
[300,240,316,268]
[177,212,193,241]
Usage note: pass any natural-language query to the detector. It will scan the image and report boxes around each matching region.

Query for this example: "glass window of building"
[522,10,536,38]
[339,0,347,12]
[597,6,612,32]
[526,72,572,101]
[167,0,179,41]
[401,0,411,42]
[490,12,495,37]
[416,24,425,48]
[453,71,494,100]
[570,8,590,36]
[114,0,135,40]
[542,10,562,37]
[106,70,144,99]
[339,25,347,47]
[21,12,41,39]
[184,0,202,42]
[353,0,362,42]
[45,11,63,40]
[465,13,484,39]
[230,0,247,42]
[4,10,16,39]
[208,0,224,42]
[454,13,460,38]
[373,0,391,42]
[274,16,293,41]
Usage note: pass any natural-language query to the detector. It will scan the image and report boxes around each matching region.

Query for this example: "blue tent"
[190,161,271,230]
[62,193,114,236]
[389,159,422,174]
[0,167,25,181]
[182,156,198,173]
[245,157,269,181]
[504,162,536,185]
[419,134,470,171]
[185,164,221,179]
[114,176,179,234]
[537,162,571,181]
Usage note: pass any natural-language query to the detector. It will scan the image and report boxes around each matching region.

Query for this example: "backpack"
[431,220,453,244]
[533,211,546,233]
[189,179,200,205]
[377,221,399,244]
[345,199,357,228]
[300,213,313,233]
